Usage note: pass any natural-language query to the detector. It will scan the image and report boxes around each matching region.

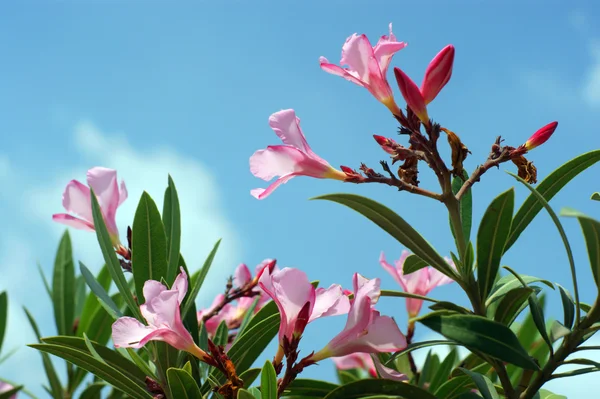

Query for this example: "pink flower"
[380,251,455,317]
[197,293,228,335]
[320,23,406,114]
[259,267,350,352]
[250,110,347,199]
[333,353,377,377]
[524,121,558,151]
[372,355,409,381]
[421,45,455,105]
[311,274,407,361]
[112,267,210,362]
[394,44,455,125]
[52,167,127,247]
[0,381,17,399]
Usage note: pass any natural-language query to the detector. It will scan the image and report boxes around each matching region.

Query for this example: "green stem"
[445,196,467,265]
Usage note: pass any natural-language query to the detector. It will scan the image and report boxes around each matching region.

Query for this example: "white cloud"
[0,120,240,396]
[582,42,600,107]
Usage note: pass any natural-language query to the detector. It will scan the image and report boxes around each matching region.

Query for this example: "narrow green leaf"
[561,208,600,291]
[79,263,122,319]
[493,287,535,326]
[78,264,112,336]
[451,169,473,242]
[538,389,567,399]
[90,189,141,320]
[380,289,439,303]
[418,313,538,369]
[74,275,87,318]
[37,262,53,300]
[283,379,338,398]
[214,320,229,347]
[464,242,475,275]
[163,176,182,285]
[0,386,22,399]
[52,231,75,336]
[79,383,105,399]
[508,173,580,325]
[260,360,277,399]
[385,340,460,366]
[237,389,256,399]
[0,292,6,355]
[323,379,437,399]
[486,274,554,306]
[312,193,456,277]
[403,255,428,275]
[592,192,600,201]
[337,370,360,384]
[556,283,575,329]
[506,149,600,251]
[459,368,499,399]
[418,351,440,388]
[131,191,168,302]
[237,297,260,337]
[477,188,515,300]
[181,239,221,318]
[429,301,472,314]
[238,368,261,388]
[23,308,63,399]
[550,320,571,343]
[428,348,458,393]
[167,367,202,399]
[434,375,473,399]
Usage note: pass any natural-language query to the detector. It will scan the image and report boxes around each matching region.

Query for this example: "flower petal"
[373,23,407,76]
[268,110,324,162]
[340,34,374,83]
[372,354,408,381]
[112,316,156,348]
[319,57,366,87]
[52,214,95,232]
[250,173,298,200]
[379,252,408,291]
[352,274,381,306]
[234,263,252,288]
[118,180,128,206]
[87,167,119,213]
[61,180,93,223]
[172,267,188,304]
[271,267,316,339]
[310,284,351,322]
[353,311,407,353]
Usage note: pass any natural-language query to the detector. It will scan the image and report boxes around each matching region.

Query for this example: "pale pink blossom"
[333,353,377,377]
[380,251,455,317]
[112,267,210,362]
[52,167,127,247]
[0,381,17,399]
[311,274,407,361]
[259,267,350,352]
[250,110,346,199]
[320,23,406,114]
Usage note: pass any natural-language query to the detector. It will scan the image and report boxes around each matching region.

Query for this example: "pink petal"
[352,275,381,306]
[61,180,93,223]
[249,146,306,181]
[340,34,375,83]
[118,180,128,206]
[86,167,121,235]
[373,23,407,76]
[271,268,316,340]
[394,67,429,123]
[421,45,455,105]
[172,267,188,304]
[351,311,407,353]
[379,252,408,292]
[234,264,253,288]
[319,58,366,87]
[328,290,373,352]
[145,290,180,327]
[112,317,156,348]
[52,214,95,232]
[310,284,351,322]
[268,110,324,162]
[259,267,290,340]
[372,355,409,381]
[250,173,298,200]
[332,352,373,370]
[141,280,167,321]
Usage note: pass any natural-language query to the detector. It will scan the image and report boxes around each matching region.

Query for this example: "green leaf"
[322,379,437,399]
[538,389,567,399]
[52,231,75,336]
[0,385,22,399]
[74,275,87,319]
[0,292,6,355]
[561,208,600,290]
[477,188,515,300]
[214,320,229,347]
[451,169,473,242]
[167,367,202,399]
[37,262,53,300]
[239,368,261,388]
[79,263,122,319]
[403,255,428,275]
[486,274,554,306]
[418,351,440,388]
[313,193,455,277]
[282,379,338,398]
[508,173,580,325]
[237,297,260,337]
[23,308,63,399]
[78,264,112,335]
[131,191,168,302]
[385,340,461,366]
[550,320,571,343]
[260,360,277,399]
[181,239,221,318]
[90,189,141,320]
[429,348,458,393]
[433,375,473,399]
[459,368,499,399]
[592,192,600,201]
[429,302,472,314]
[237,389,256,399]
[380,289,439,303]
[30,338,151,399]
[163,175,182,285]
[493,287,535,326]
[337,370,360,385]
[79,383,105,399]
[417,313,538,369]
[556,283,575,329]
[506,149,600,251]
[525,291,553,355]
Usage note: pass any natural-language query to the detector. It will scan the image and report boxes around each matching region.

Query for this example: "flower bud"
[421,45,455,104]
[394,67,429,124]
[524,121,558,151]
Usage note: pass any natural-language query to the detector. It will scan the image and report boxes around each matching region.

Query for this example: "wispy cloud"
[582,41,600,108]
[0,120,240,396]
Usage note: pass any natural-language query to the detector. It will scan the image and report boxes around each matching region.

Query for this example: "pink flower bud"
[524,121,558,151]
[394,67,429,124]
[373,135,398,155]
[421,45,455,104]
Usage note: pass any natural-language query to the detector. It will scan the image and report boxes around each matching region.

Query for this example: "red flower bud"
[421,45,455,104]
[524,121,558,151]
[394,67,429,124]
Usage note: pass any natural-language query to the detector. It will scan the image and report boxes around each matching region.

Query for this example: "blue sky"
[1,1,600,397]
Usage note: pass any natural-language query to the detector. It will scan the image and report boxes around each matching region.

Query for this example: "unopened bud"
[524,121,558,151]
[421,45,455,104]
[394,67,429,125]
